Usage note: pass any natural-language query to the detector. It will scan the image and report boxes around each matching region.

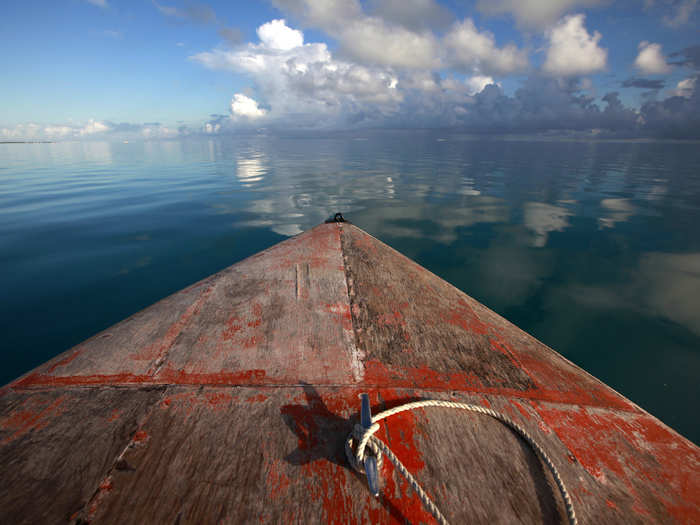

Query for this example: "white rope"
[346,399,577,525]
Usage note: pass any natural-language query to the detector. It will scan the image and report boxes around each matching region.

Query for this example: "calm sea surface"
[1,133,699,443]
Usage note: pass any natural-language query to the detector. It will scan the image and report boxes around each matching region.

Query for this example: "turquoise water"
[2,133,699,443]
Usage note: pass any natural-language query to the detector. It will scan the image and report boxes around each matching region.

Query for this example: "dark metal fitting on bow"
[325,212,347,223]
[360,393,380,497]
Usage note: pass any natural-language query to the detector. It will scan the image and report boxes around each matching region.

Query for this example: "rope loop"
[345,399,577,525]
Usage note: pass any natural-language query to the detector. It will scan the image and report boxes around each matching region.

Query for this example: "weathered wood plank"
[340,224,637,410]
[9,224,358,389]
[70,386,570,525]
[0,387,163,524]
[153,223,359,386]
[57,386,698,524]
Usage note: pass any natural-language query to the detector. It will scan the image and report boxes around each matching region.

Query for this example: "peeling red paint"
[0,396,66,444]
[13,372,152,387]
[46,348,83,373]
[156,367,267,385]
[535,403,700,523]
[138,283,215,369]
[360,359,634,410]
[246,393,269,404]
[510,400,531,420]
[325,302,353,331]
[132,430,149,443]
[442,298,489,336]
[376,311,405,327]
[266,461,291,496]
[86,476,114,521]
[479,396,492,408]
[221,316,243,341]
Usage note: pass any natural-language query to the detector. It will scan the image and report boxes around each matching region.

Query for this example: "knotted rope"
[345,399,577,525]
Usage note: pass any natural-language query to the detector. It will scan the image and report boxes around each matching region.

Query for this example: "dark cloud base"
[203,75,700,140]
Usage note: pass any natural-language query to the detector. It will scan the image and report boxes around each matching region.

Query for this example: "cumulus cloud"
[272,0,526,73]
[466,75,498,95]
[192,19,404,128]
[458,80,638,135]
[337,18,440,69]
[79,119,110,135]
[231,94,267,119]
[640,77,700,137]
[257,18,303,50]
[186,16,700,137]
[635,42,672,74]
[476,0,605,29]
[444,19,529,75]
[542,14,607,76]
[672,77,697,97]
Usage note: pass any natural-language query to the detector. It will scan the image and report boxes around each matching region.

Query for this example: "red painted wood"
[0,222,698,524]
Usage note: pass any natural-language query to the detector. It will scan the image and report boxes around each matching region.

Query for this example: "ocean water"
[1,132,699,443]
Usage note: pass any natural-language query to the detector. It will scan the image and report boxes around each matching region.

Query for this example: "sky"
[1,0,699,140]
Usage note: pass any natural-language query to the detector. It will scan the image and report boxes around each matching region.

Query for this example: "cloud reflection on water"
[597,198,636,229]
[523,202,572,247]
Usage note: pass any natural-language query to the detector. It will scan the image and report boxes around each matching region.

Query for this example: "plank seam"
[69,385,169,522]
[338,223,366,383]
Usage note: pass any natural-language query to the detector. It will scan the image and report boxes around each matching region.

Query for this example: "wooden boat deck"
[1,222,698,524]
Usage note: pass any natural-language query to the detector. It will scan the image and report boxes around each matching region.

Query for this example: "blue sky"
[1,0,699,139]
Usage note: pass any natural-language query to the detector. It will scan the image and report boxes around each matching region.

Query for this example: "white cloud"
[634,41,672,74]
[204,122,221,134]
[672,77,697,98]
[275,0,435,69]
[476,0,605,28]
[0,120,188,141]
[542,14,607,76]
[79,119,110,135]
[273,0,527,73]
[257,19,303,51]
[337,18,440,69]
[86,0,108,8]
[140,124,178,138]
[465,75,497,95]
[445,19,528,75]
[43,125,74,137]
[191,19,404,128]
[231,94,268,119]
